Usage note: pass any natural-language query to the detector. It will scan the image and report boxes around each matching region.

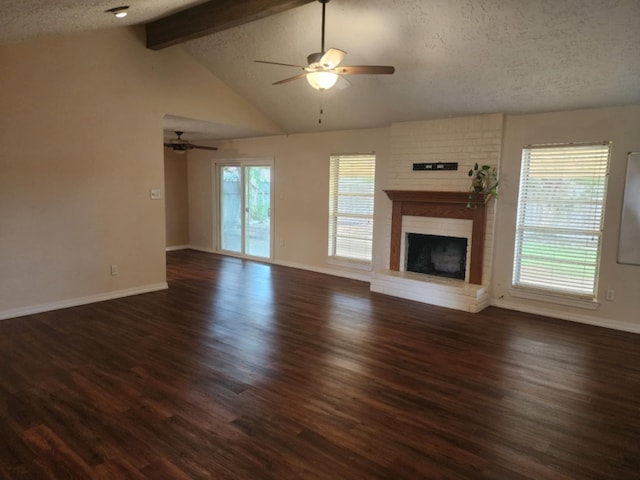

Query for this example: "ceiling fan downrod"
[320,0,329,53]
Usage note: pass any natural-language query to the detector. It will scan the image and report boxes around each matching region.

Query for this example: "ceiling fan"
[255,0,395,90]
[164,131,218,153]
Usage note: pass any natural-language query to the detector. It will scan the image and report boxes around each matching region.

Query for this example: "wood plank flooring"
[1,249,639,479]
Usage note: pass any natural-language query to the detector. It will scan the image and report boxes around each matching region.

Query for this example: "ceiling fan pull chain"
[318,91,324,124]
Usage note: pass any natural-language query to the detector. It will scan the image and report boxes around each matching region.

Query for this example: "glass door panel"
[244,166,271,258]
[220,166,242,253]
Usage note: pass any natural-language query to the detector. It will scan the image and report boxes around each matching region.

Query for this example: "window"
[328,154,376,263]
[513,142,611,299]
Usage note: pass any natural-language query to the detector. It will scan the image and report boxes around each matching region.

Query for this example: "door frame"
[213,158,274,261]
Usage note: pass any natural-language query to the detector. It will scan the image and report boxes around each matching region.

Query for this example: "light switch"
[150,189,162,200]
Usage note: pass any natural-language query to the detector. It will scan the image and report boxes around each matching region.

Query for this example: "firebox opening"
[405,233,468,280]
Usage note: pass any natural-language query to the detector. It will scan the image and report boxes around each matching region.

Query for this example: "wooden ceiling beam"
[146,0,316,50]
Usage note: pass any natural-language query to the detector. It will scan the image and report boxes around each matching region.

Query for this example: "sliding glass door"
[218,163,272,259]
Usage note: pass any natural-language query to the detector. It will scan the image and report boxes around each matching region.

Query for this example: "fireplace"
[406,233,468,279]
[371,190,492,312]
[383,190,489,284]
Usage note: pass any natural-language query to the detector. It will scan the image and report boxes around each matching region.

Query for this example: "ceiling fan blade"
[336,76,351,90]
[255,60,306,69]
[191,145,218,151]
[165,144,189,152]
[319,48,346,68]
[335,65,396,75]
[273,73,308,85]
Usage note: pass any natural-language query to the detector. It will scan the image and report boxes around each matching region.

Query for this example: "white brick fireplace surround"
[371,190,491,313]
[370,114,502,313]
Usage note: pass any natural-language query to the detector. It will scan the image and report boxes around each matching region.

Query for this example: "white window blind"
[328,154,376,263]
[513,142,611,298]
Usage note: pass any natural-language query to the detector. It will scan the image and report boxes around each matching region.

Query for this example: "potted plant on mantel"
[467,163,498,208]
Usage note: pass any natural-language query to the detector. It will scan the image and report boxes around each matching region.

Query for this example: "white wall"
[164,150,189,248]
[185,129,390,279]
[182,107,640,333]
[187,151,217,251]
[5,24,636,332]
[0,27,281,318]
[493,106,640,332]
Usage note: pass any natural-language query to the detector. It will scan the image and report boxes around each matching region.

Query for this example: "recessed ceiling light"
[106,6,129,18]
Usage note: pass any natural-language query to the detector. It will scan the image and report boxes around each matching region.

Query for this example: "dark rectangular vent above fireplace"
[406,233,468,280]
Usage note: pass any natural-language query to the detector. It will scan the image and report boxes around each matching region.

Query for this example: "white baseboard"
[176,247,373,283]
[0,283,169,321]
[165,245,190,251]
[491,298,640,334]
[176,248,639,335]
[186,245,217,254]
[272,259,372,283]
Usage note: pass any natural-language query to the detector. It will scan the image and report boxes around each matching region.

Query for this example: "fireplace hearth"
[372,190,492,312]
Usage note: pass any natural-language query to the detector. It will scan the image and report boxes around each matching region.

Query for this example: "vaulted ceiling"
[2,0,639,140]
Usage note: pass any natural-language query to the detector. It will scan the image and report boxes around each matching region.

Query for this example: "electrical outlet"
[605,289,615,301]
[110,264,119,276]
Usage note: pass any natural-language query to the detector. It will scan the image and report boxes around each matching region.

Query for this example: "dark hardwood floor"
[1,249,639,479]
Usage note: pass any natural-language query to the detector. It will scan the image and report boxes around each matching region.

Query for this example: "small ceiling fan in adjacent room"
[164,131,218,153]
[255,0,395,91]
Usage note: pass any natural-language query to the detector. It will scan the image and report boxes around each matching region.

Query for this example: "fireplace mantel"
[384,190,489,205]
[384,190,489,285]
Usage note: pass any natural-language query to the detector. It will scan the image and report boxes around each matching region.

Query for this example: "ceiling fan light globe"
[306,71,338,90]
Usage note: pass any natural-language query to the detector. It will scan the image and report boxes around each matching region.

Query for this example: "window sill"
[509,287,600,310]
[328,257,373,271]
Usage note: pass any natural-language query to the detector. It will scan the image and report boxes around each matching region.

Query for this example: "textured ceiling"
[2,0,640,138]
[162,115,269,143]
[183,0,640,134]
[0,0,207,44]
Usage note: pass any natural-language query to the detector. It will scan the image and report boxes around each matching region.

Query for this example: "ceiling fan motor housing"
[307,52,324,66]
